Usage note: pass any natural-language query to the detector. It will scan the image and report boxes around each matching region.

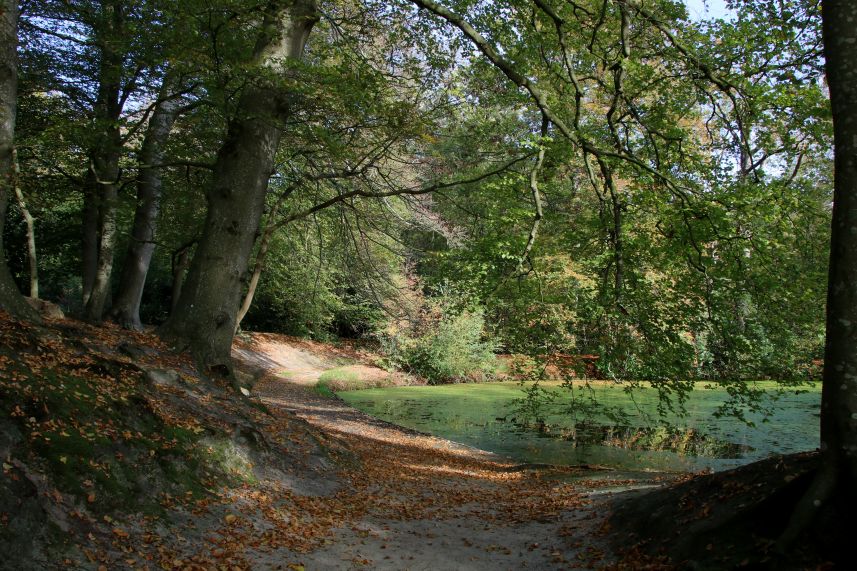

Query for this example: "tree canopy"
[0,0,852,557]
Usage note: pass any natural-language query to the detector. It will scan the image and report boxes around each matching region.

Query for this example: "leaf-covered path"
[233,333,653,570]
[0,317,664,570]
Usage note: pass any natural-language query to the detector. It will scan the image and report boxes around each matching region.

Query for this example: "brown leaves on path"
[1,312,635,570]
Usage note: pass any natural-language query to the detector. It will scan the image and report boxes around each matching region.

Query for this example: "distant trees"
[407,0,829,382]
[0,0,834,397]
[10,0,506,371]
[108,74,183,329]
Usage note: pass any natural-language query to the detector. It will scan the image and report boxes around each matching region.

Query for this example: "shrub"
[400,308,498,384]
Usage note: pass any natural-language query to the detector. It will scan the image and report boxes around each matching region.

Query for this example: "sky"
[684,0,734,21]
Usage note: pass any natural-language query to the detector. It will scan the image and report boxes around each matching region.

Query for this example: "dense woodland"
[1,0,855,567]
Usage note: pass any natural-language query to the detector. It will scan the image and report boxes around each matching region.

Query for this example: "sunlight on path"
[229,333,674,569]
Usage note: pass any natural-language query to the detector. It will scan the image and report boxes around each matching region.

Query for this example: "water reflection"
[340,382,820,473]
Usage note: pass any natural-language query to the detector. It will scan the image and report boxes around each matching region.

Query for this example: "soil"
[234,333,412,389]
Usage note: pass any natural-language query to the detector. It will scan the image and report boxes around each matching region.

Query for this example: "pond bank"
[234,332,830,568]
[234,333,683,569]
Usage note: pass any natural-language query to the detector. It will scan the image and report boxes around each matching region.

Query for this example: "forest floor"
[0,312,833,570]
[231,331,669,570]
[2,314,660,570]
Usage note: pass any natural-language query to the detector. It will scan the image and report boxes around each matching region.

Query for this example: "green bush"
[395,308,498,384]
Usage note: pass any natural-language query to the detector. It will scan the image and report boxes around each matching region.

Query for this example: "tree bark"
[160,0,318,374]
[0,0,39,321]
[778,0,857,547]
[110,75,181,329]
[81,183,98,306]
[82,0,126,322]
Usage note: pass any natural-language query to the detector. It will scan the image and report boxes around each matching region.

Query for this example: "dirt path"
[232,333,650,570]
[233,333,346,385]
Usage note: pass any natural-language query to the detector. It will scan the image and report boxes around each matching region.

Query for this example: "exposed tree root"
[775,462,836,553]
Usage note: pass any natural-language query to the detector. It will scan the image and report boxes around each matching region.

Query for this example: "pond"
[338,381,821,473]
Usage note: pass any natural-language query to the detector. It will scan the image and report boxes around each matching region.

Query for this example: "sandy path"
[236,333,501,459]
[233,335,339,385]
[231,334,642,570]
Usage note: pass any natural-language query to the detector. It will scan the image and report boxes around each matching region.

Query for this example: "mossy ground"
[0,312,334,569]
[0,326,250,516]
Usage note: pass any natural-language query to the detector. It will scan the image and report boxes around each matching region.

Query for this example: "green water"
[339,381,821,473]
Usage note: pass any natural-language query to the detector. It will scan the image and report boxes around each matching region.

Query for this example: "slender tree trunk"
[595,158,624,306]
[160,0,318,374]
[235,188,294,332]
[12,150,37,298]
[81,183,98,306]
[0,0,39,321]
[82,0,126,322]
[84,156,120,321]
[110,76,181,329]
[234,245,268,333]
[778,0,857,548]
[170,241,194,313]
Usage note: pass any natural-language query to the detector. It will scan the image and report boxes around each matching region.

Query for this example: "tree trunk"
[160,0,318,374]
[12,150,37,298]
[82,0,126,322]
[83,156,120,322]
[81,183,98,306]
[0,0,39,321]
[110,75,181,329]
[778,0,857,547]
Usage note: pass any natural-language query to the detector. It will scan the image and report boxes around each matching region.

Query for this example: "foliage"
[317,367,361,388]
[379,287,499,384]
[404,308,498,384]
[3,0,833,401]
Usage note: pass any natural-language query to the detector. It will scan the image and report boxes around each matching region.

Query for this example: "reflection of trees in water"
[513,420,753,459]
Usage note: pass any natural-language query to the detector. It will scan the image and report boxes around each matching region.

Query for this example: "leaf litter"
[1,311,671,569]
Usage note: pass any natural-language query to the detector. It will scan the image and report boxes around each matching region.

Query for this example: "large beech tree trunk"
[779,0,857,547]
[0,0,39,321]
[110,76,181,329]
[82,0,126,322]
[160,0,317,373]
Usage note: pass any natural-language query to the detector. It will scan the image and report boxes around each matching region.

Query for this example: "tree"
[0,0,39,321]
[778,0,857,546]
[403,0,828,386]
[109,74,183,329]
[160,0,320,374]
[19,0,172,322]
